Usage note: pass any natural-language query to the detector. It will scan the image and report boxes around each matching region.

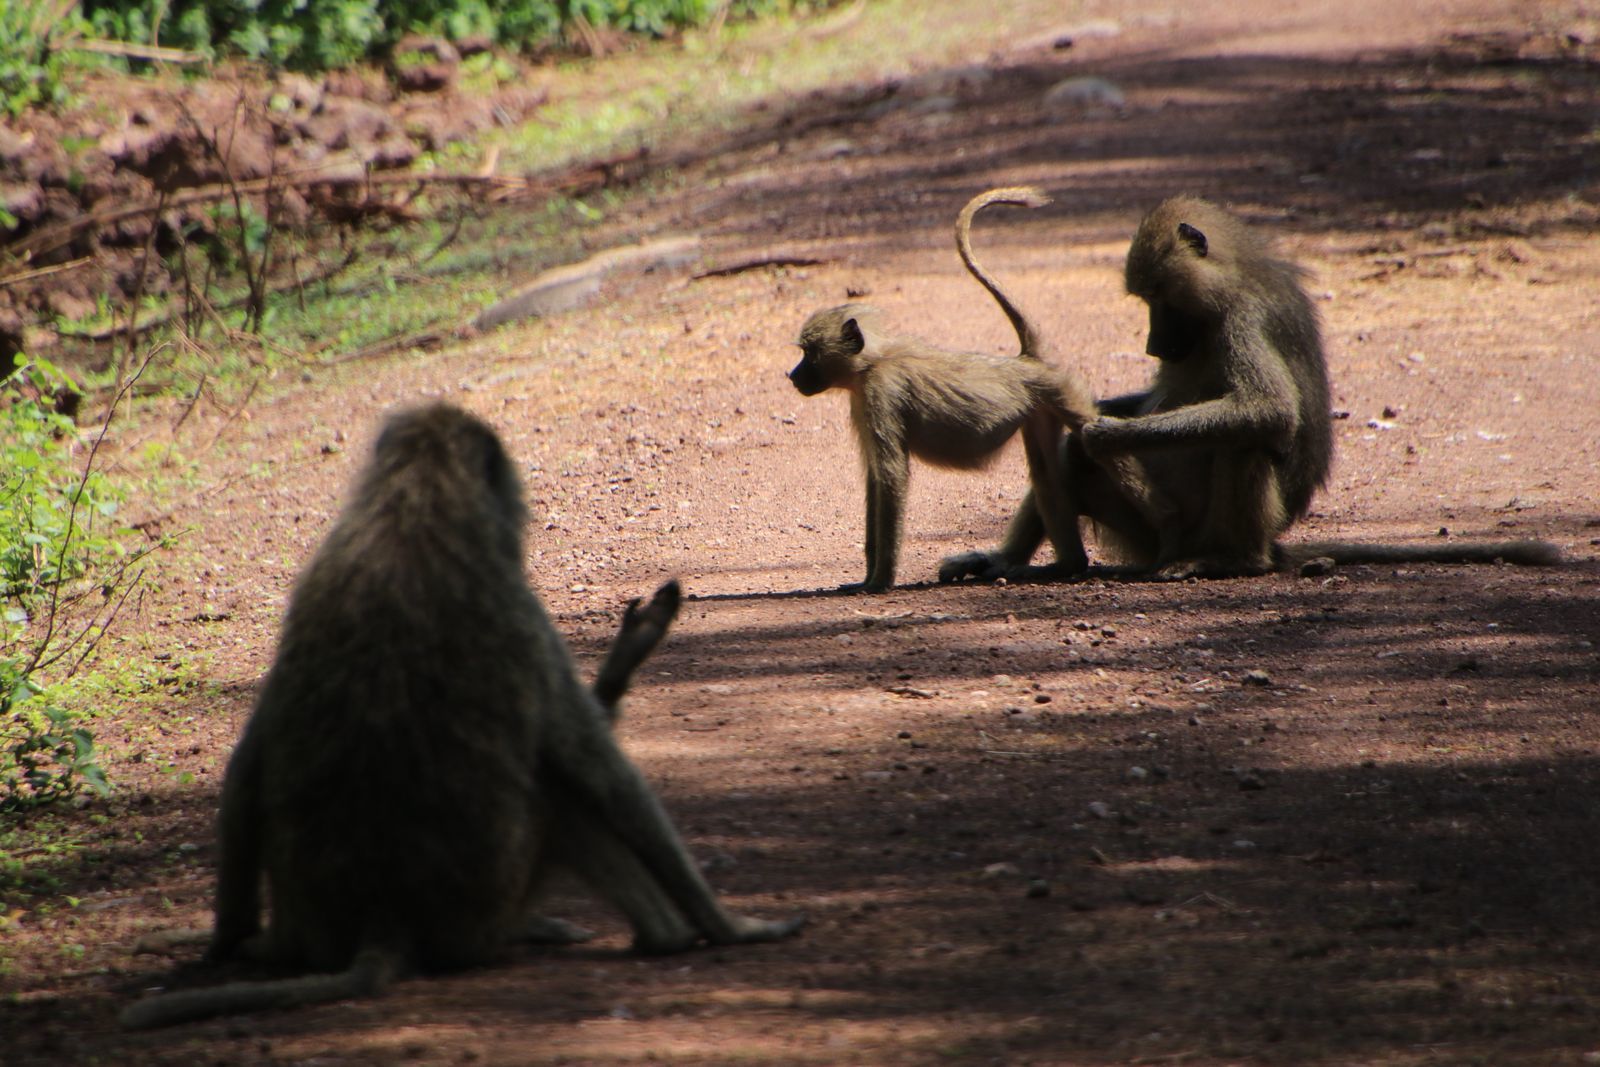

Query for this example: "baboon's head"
[1124,196,1261,362]
[789,304,880,397]
[366,403,528,559]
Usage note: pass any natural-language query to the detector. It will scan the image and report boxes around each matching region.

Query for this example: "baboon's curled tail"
[955,186,1100,428]
[119,946,400,1030]
[955,186,1052,360]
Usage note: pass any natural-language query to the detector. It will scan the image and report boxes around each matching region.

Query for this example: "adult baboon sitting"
[121,403,801,1029]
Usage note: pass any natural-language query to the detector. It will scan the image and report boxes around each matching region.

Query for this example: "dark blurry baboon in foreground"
[121,404,800,1029]
[941,196,1559,582]
[790,187,1157,591]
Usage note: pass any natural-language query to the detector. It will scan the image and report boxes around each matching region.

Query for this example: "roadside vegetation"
[0,0,1052,819]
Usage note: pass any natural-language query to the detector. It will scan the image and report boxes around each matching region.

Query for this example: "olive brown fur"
[940,195,1559,582]
[120,404,800,1029]
[789,186,1149,592]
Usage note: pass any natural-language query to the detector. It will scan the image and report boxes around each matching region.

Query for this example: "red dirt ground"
[5,0,1599,1064]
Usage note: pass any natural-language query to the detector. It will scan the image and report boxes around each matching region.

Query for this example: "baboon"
[121,404,801,1030]
[789,186,1150,591]
[940,195,1559,581]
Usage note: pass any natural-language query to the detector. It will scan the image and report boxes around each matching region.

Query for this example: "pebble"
[1043,76,1126,111]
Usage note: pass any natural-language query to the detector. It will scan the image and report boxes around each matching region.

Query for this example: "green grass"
[54,0,1075,394]
[493,0,1068,171]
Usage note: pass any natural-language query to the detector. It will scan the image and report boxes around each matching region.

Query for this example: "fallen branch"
[62,38,204,64]
[692,253,828,279]
[0,256,91,288]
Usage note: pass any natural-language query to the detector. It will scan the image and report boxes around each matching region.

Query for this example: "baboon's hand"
[1078,416,1125,459]
[937,551,1007,584]
[625,579,682,635]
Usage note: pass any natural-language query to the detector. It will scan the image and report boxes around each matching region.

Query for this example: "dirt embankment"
[1,36,543,361]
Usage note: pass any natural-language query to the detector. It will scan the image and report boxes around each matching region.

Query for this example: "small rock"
[699,850,737,872]
[274,72,323,112]
[391,35,461,93]
[1026,878,1051,898]
[1086,800,1115,820]
[1298,556,1336,577]
[1243,669,1271,687]
[1043,76,1126,111]
[1232,839,1258,851]
[982,862,1021,879]
[1127,766,1150,781]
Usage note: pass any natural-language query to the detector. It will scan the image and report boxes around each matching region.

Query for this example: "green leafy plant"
[0,0,91,116]
[2,354,161,810]
[75,0,834,73]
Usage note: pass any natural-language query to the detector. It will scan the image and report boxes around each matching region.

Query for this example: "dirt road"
[7,1,1600,1063]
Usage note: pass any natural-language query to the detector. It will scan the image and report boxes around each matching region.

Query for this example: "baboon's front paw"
[1013,561,1086,583]
[1157,556,1270,581]
[937,552,1004,583]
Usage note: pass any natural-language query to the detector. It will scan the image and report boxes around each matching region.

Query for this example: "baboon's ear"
[1177,222,1208,258]
[841,318,866,354]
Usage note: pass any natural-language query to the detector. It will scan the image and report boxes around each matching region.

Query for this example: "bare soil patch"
[5,1,1599,1064]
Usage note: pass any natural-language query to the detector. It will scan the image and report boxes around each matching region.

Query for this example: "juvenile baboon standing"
[121,404,801,1029]
[789,187,1152,591]
[941,196,1559,581]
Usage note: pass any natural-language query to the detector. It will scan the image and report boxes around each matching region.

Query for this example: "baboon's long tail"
[955,186,1051,361]
[119,946,400,1030]
[592,578,682,721]
[1276,539,1561,569]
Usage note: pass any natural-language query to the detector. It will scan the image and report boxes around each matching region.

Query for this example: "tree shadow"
[692,33,1598,254]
